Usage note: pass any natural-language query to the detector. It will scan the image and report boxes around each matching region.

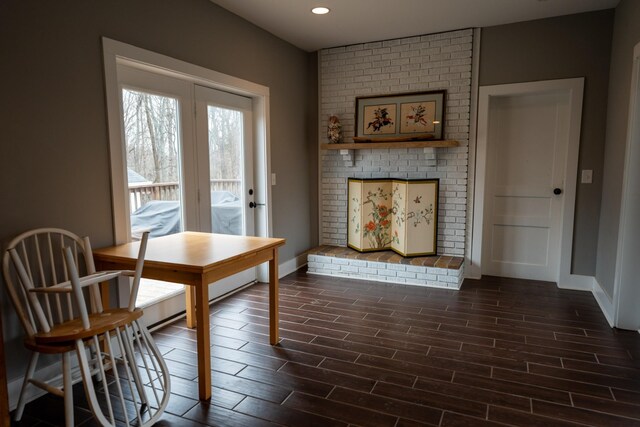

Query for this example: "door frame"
[612,42,640,330]
[470,78,584,288]
[102,38,273,283]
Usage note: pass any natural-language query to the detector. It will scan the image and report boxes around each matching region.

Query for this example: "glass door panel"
[121,87,185,307]
[196,85,256,298]
[123,89,183,238]
[207,105,246,236]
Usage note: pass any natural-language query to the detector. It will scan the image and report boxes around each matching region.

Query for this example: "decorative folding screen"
[348,178,439,257]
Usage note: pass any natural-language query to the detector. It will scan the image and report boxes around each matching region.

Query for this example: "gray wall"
[596,0,640,298]
[0,0,314,378]
[479,10,614,276]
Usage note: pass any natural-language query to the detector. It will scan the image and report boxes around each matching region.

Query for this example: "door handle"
[249,202,265,208]
[553,188,562,195]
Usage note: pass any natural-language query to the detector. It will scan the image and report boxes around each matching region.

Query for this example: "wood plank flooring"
[13,271,640,426]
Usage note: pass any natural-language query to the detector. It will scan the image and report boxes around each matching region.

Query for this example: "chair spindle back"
[2,228,101,338]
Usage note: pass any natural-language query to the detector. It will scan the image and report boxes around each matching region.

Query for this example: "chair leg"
[62,352,74,427]
[14,351,39,421]
[121,324,149,408]
[76,339,113,427]
[76,327,170,427]
[89,339,103,383]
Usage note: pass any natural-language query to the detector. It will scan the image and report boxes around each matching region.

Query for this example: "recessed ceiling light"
[312,7,330,15]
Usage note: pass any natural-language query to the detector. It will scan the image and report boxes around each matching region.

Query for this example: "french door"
[194,84,256,294]
[117,64,257,324]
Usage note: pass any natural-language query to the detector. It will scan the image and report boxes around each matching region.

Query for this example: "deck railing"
[129,179,241,212]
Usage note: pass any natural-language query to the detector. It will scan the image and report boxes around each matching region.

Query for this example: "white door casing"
[102,38,272,246]
[471,78,584,285]
[102,38,273,320]
[613,42,640,330]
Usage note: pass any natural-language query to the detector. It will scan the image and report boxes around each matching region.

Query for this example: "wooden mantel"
[321,140,459,150]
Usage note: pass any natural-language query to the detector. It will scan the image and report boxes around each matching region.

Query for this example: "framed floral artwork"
[348,178,439,256]
[355,90,445,141]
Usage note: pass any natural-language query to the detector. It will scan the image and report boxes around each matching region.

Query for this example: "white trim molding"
[470,78,584,286]
[102,37,275,285]
[464,27,481,279]
[101,37,272,245]
[611,41,640,330]
[279,253,309,278]
[592,277,615,327]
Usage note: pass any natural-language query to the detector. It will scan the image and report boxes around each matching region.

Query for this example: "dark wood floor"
[14,271,640,426]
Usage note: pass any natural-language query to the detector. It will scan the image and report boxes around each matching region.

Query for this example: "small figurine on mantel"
[327,115,342,144]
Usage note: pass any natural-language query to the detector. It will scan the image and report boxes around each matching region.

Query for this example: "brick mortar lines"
[319,29,473,257]
[307,254,464,289]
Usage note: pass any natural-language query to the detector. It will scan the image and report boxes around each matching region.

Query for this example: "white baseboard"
[592,277,615,327]
[558,273,594,291]
[257,252,308,282]
[279,253,308,278]
[463,261,481,280]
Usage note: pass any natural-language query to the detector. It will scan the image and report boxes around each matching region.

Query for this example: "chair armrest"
[28,283,73,294]
[28,270,135,294]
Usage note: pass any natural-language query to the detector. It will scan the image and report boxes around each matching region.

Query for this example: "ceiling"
[210,0,618,52]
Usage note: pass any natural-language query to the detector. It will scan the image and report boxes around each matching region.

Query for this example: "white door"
[195,85,257,298]
[481,90,571,281]
[118,65,195,324]
[116,65,258,324]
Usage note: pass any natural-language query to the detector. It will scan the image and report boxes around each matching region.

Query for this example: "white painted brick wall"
[319,29,473,257]
[307,254,464,289]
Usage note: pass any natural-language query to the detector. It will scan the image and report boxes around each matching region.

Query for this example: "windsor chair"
[2,228,170,426]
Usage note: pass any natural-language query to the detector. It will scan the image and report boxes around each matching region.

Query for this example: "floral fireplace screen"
[348,178,439,257]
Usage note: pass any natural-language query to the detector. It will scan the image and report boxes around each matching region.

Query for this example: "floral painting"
[363,104,397,135]
[362,186,393,249]
[400,101,436,133]
[348,178,439,256]
[348,180,393,251]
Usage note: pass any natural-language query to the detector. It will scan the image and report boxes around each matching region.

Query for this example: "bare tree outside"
[122,88,180,184]
[122,89,244,214]
[207,105,243,197]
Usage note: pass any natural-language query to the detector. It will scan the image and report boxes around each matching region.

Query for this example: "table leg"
[194,278,211,400]
[185,285,196,329]
[269,248,279,345]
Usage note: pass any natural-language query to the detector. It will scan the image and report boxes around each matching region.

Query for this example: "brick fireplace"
[312,29,474,289]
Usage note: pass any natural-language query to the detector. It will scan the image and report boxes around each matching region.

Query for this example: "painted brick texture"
[319,29,473,257]
[307,254,465,289]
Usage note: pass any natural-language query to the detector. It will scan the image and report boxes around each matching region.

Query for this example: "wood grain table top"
[93,232,285,273]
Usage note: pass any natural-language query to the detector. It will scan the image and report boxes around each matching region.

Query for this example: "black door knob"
[553,188,562,195]
[249,201,256,208]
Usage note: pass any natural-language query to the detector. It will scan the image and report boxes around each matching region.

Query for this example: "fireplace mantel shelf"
[321,140,459,150]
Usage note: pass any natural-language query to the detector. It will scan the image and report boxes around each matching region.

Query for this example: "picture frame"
[355,90,445,141]
[348,178,439,257]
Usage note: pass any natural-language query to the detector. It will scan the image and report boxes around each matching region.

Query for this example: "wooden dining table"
[93,231,285,401]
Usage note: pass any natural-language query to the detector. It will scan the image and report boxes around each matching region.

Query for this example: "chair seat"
[24,338,75,354]
[34,308,144,344]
